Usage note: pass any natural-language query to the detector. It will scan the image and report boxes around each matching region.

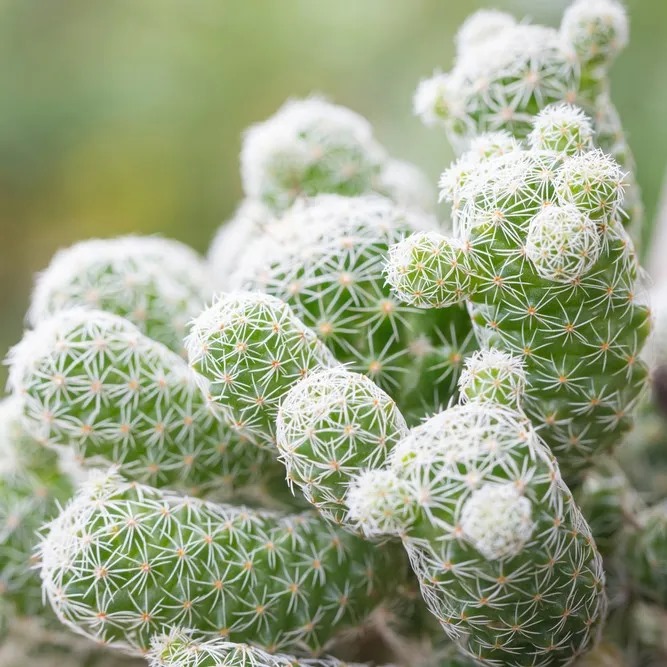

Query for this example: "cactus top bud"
[455,10,516,56]
[525,204,602,283]
[241,98,386,213]
[561,0,629,68]
[28,236,210,354]
[529,103,595,155]
[458,349,527,406]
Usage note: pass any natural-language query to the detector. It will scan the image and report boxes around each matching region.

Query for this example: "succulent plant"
[385,105,650,484]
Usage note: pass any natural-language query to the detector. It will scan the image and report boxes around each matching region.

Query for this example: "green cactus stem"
[385,106,650,483]
[39,472,408,656]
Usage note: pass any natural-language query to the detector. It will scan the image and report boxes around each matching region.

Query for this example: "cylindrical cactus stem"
[278,351,607,665]
[386,107,650,484]
[186,292,338,447]
[241,98,387,214]
[230,195,475,423]
[40,472,408,656]
[413,0,628,145]
[149,629,369,667]
[28,236,212,355]
[277,368,409,527]
[0,396,74,631]
[8,308,282,498]
[623,503,667,609]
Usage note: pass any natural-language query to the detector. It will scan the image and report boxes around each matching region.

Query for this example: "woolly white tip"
[526,204,601,282]
[556,148,625,220]
[240,97,385,209]
[460,482,534,560]
[28,235,209,327]
[529,103,594,155]
[561,0,629,65]
[413,73,464,128]
[455,9,517,56]
[346,469,412,537]
[7,307,140,398]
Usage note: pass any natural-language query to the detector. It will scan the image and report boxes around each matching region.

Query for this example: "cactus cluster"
[1,2,665,667]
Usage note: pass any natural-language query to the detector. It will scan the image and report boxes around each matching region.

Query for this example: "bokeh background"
[1,0,666,387]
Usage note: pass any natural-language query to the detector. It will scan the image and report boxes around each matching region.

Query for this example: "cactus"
[241,98,387,214]
[229,195,475,422]
[239,98,436,217]
[8,309,283,499]
[209,201,276,290]
[0,396,74,631]
[28,236,211,355]
[187,292,338,447]
[39,471,408,656]
[275,349,607,666]
[413,0,642,236]
[385,105,650,483]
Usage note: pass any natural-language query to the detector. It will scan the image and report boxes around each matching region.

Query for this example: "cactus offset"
[29,237,211,355]
[277,350,607,666]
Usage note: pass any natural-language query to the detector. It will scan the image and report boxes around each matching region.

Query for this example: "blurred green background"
[1,0,666,388]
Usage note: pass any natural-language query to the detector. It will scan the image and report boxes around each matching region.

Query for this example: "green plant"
[385,105,650,484]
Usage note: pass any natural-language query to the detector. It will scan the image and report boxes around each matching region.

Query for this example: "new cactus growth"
[229,195,475,421]
[8,309,283,498]
[386,105,650,483]
[40,471,408,655]
[187,292,338,447]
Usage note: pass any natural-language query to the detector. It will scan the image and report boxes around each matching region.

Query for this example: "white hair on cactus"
[7,307,136,399]
[240,97,386,211]
[208,200,275,290]
[375,158,435,213]
[526,204,601,283]
[149,628,364,667]
[385,231,470,309]
[528,103,595,155]
[439,131,521,207]
[28,236,210,353]
[276,367,408,525]
[459,481,534,560]
[346,469,412,538]
[455,9,517,56]
[556,148,625,220]
[459,349,527,406]
[561,0,629,66]
[413,73,466,130]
